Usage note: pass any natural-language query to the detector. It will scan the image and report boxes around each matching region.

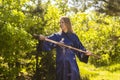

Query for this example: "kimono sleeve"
[42,34,58,51]
[74,34,89,63]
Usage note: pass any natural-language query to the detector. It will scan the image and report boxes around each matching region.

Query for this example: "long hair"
[60,16,73,33]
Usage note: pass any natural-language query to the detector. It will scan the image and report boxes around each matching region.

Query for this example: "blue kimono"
[42,32,89,80]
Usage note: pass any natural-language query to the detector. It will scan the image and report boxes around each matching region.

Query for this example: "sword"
[33,34,101,59]
[45,38,101,59]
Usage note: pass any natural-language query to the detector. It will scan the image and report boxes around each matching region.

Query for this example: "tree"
[95,0,120,16]
[71,12,120,66]
[68,0,120,16]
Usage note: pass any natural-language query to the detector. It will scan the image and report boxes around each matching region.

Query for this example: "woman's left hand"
[85,51,92,56]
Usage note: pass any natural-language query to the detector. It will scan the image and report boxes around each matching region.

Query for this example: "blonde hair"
[60,16,73,33]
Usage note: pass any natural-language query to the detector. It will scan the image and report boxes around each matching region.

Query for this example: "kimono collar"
[62,31,72,35]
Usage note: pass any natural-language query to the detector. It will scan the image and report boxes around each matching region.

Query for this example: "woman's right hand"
[33,34,45,40]
[39,35,45,40]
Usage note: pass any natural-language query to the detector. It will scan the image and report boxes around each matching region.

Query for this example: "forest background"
[0,0,120,80]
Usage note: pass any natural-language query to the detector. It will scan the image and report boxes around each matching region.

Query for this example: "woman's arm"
[33,33,59,51]
[74,34,90,63]
[41,34,60,51]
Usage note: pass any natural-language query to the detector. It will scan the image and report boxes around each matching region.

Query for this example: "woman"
[35,16,92,80]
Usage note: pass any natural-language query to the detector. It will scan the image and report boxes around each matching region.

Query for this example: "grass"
[77,61,120,80]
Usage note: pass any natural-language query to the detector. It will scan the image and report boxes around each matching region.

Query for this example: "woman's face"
[60,19,67,32]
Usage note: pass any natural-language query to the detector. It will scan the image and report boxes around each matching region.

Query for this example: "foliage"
[69,0,120,16]
[71,12,120,66]
[95,0,120,16]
